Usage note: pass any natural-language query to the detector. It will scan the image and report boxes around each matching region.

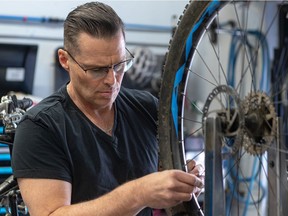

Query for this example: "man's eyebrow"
[85,64,106,69]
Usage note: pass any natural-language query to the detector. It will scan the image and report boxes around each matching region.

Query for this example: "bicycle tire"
[158,1,288,215]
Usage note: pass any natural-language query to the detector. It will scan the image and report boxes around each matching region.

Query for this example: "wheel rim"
[159,1,288,215]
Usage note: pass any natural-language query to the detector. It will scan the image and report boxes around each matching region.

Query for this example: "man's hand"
[135,168,204,210]
[186,160,205,196]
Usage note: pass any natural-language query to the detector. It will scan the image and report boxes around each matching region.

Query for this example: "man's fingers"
[193,176,204,188]
[186,159,196,171]
[190,164,205,177]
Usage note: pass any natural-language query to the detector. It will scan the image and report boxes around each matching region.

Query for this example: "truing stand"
[268,118,288,216]
[204,117,288,216]
[204,117,225,216]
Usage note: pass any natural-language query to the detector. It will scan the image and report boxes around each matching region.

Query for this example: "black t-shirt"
[12,85,158,216]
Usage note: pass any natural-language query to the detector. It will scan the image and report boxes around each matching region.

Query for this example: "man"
[12,2,203,216]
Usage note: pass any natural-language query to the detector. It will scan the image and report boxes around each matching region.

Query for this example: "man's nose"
[104,67,117,85]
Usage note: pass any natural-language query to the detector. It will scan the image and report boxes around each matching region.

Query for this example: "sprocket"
[242,91,277,155]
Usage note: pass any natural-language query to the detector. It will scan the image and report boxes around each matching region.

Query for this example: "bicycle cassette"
[242,91,277,155]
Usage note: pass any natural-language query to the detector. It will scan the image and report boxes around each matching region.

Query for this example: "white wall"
[0,0,188,98]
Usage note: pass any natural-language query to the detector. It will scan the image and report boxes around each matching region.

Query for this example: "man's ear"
[58,48,70,71]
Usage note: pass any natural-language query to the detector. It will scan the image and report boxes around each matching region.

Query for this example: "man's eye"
[114,63,125,72]
[90,68,107,73]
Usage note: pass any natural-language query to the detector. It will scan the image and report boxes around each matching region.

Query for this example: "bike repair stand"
[204,117,225,216]
[204,117,288,216]
[268,118,288,216]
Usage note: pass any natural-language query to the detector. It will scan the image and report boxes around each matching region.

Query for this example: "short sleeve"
[12,117,72,183]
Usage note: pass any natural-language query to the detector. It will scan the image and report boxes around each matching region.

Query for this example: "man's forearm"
[49,180,145,216]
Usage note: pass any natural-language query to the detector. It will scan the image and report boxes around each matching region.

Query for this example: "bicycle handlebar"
[9,95,33,112]
[14,97,33,111]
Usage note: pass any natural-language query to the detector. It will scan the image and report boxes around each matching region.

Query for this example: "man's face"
[67,31,127,110]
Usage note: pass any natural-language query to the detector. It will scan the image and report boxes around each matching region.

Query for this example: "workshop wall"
[0,0,188,98]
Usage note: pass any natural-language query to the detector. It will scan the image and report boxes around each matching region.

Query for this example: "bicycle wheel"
[158,1,288,216]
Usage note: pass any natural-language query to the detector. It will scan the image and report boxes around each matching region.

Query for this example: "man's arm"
[18,169,204,216]
[18,178,143,216]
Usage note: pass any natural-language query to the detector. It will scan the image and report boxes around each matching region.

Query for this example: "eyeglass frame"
[64,47,134,79]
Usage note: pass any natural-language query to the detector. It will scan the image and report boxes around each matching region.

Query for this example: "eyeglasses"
[65,47,134,79]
